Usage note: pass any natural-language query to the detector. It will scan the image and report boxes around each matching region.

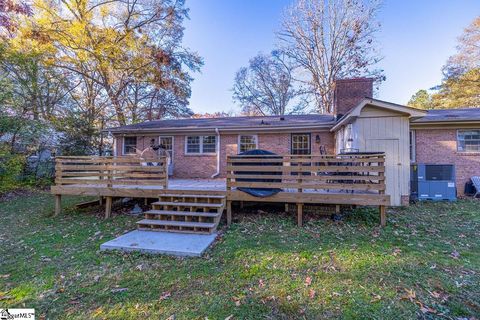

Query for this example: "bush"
[0,152,26,193]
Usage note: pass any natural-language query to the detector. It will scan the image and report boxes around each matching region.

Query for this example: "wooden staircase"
[137,193,226,234]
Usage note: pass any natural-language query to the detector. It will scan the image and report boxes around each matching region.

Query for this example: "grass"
[0,191,479,319]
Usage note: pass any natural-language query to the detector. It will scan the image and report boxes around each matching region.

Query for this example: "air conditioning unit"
[411,164,456,201]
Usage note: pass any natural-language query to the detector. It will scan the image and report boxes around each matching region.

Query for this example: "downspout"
[211,128,221,178]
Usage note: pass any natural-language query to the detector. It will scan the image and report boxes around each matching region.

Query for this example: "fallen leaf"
[370,293,382,302]
[392,248,402,256]
[309,289,316,300]
[258,279,264,288]
[225,315,234,320]
[0,295,13,300]
[450,250,460,259]
[0,274,10,279]
[159,291,171,301]
[111,288,128,293]
[401,288,416,302]
[305,276,312,286]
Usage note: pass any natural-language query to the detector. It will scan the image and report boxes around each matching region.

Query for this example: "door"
[366,139,401,206]
[159,136,174,175]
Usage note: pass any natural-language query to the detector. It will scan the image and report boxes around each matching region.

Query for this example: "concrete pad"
[100,230,217,257]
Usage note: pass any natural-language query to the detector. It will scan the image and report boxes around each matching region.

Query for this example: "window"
[185,135,217,154]
[457,130,480,152]
[291,134,311,155]
[239,135,257,153]
[123,136,137,155]
[159,136,174,163]
[202,136,217,153]
[409,130,416,162]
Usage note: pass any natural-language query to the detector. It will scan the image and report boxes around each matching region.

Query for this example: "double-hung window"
[457,130,480,152]
[291,134,311,155]
[123,136,137,155]
[238,135,258,153]
[185,136,217,154]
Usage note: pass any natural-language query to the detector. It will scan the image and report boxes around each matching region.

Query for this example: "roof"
[107,114,337,133]
[331,98,428,131]
[413,108,480,123]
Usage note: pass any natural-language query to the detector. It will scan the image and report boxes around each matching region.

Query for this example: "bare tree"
[233,51,305,115]
[277,0,384,113]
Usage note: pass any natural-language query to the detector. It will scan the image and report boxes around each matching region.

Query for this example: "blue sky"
[183,0,480,114]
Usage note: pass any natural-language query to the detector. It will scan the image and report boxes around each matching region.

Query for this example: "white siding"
[341,105,411,206]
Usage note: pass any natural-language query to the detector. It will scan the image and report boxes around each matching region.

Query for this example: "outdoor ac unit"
[410,164,456,201]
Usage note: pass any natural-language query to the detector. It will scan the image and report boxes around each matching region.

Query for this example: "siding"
[415,129,480,196]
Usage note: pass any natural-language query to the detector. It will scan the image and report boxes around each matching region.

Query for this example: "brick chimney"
[333,78,373,116]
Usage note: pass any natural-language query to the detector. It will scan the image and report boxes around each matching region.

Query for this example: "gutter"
[211,128,221,178]
[105,123,335,135]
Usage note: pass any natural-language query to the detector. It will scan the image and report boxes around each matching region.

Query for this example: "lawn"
[0,191,479,319]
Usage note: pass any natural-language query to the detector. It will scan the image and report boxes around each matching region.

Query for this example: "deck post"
[99,196,103,206]
[297,203,303,227]
[105,196,113,219]
[226,200,232,225]
[54,195,62,216]
[285,203,289,212]
[380,205,386,227]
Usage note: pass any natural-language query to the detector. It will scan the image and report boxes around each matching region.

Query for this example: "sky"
[182,0,480,114]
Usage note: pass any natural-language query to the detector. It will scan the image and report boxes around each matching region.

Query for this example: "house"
[106,78,480,206]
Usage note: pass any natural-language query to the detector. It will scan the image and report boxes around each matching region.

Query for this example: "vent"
[425,165,454,181]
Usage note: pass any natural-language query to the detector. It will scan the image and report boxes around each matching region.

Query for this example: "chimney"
[333,78,373,116]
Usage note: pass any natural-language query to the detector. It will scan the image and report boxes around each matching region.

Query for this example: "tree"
[29,0,202,125]
[434,16,480,108]
[232,51,304,115]
[277,0,384,113]
[0,0,31,36]
[408,89,434,109]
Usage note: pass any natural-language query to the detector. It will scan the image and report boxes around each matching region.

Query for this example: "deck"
[51,154,390,226]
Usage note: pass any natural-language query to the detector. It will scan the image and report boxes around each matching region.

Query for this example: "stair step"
[152,201,224,208]
[159,194,225,199]
[145,210,220,218]
[137,219,215,229]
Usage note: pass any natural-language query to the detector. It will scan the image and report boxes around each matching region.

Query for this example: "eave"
[105,123,336,135]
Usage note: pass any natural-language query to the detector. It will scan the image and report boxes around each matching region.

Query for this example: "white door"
[366,139,401,206]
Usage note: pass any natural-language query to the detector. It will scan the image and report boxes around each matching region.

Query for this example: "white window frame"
[184,135,217,154]
[159,135,174,163]
[123,136,137,155]
[238,134,258,153]
[409,130,416,163]
[457,129,480,153]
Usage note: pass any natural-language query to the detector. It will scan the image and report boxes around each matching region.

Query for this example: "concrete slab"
[100,230,217,257]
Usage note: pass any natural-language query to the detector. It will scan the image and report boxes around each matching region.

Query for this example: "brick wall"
[114,131,335,179]
[415,129,480,195]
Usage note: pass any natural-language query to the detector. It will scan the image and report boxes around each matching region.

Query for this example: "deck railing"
[55,156,168,188]
[226,153,386,193]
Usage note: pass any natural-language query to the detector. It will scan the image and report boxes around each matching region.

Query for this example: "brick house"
[108,78,480,205]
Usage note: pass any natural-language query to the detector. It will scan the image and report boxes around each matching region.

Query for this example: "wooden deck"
[51,154,390,226]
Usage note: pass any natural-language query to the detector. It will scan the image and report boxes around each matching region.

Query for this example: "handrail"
[226,154,386,193]
[54,156,168,188]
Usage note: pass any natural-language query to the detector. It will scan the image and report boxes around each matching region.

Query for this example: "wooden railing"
[55,156,168,188]
[226,153,386,193]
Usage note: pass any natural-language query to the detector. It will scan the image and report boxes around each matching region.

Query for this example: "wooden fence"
[55,156,168,188]
[226,153,389,226]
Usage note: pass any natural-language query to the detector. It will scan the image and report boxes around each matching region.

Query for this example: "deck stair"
[136,193,226,234]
